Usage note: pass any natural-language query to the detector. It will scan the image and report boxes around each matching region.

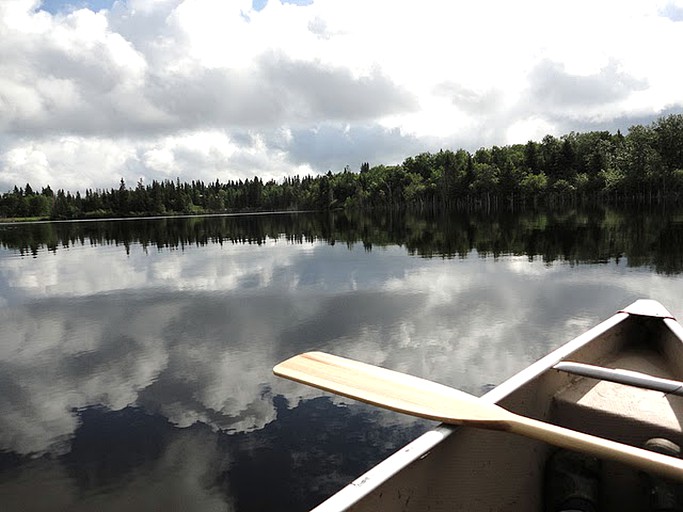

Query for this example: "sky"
[1,0,683,192]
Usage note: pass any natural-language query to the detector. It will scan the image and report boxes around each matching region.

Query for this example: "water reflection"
[1,208,683,274]
[0,209,682,511]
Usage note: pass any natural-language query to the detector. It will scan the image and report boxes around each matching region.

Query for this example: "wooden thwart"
[274,351,683,482]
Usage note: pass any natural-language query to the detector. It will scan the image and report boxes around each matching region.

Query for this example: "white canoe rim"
[311,299,683,512]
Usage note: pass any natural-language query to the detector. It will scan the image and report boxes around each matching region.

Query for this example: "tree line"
[1,114,683,220]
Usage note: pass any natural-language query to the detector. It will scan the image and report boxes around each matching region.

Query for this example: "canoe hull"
[313,300,683,512]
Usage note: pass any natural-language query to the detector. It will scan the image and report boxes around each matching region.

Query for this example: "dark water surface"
[1,208,683,511]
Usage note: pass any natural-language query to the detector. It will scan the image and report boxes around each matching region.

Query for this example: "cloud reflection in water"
[0,217,682,511]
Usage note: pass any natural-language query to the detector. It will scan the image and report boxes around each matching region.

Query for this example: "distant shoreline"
[2,114,682,220]
[0,209,317,226]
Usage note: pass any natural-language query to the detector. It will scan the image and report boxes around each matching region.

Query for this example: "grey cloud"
[144,53,418,131]
[260,53,418,122]
[278,123,427,172]
[204,120,430,178]
[457,60,662,148]
[527,59,648,110]
[107,1,185,43]
[1,4,416,139]
[144,67,279,130]
[534,104,683,140]
[2,53,415,138]
[433,82,503,115]
[307,16,331,39]
[0,19,166,137]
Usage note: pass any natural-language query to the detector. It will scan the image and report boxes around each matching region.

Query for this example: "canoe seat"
[552,349,683,451]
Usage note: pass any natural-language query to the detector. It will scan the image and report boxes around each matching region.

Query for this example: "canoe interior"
[343,312,683,512]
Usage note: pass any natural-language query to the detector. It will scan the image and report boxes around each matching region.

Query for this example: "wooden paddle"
[274,351,683,482]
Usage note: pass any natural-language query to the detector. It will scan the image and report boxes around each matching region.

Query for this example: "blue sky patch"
[42,0,312,16]
[661,3,683,21]
[281,0,314,5]
[252,0,268,11]
[39,0,116,15]
[251,0,313,14]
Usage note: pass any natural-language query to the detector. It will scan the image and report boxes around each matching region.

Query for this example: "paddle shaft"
[274,352,683,481]
[509,415,683,481]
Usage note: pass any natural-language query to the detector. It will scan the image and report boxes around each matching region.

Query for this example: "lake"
[1,208,683,511]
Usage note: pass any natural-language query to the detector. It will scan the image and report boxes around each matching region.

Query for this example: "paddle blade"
[273,351,514,428]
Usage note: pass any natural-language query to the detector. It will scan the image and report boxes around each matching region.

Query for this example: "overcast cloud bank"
[1,0,682,191]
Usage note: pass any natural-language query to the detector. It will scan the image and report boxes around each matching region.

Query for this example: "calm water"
[1,208,683,511]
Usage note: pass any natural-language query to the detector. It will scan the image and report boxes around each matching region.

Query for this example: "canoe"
[279,299,683,511]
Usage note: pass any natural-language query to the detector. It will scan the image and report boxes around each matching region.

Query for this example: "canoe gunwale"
[309,303,671,512]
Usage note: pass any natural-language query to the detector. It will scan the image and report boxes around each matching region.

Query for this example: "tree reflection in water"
[0,207,682,511]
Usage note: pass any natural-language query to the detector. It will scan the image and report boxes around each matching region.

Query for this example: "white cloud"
[1,0,682,190]
[2,231,683,455]
[506,117,557,145]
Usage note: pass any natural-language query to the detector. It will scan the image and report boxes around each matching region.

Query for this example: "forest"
[1,114,682,220]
